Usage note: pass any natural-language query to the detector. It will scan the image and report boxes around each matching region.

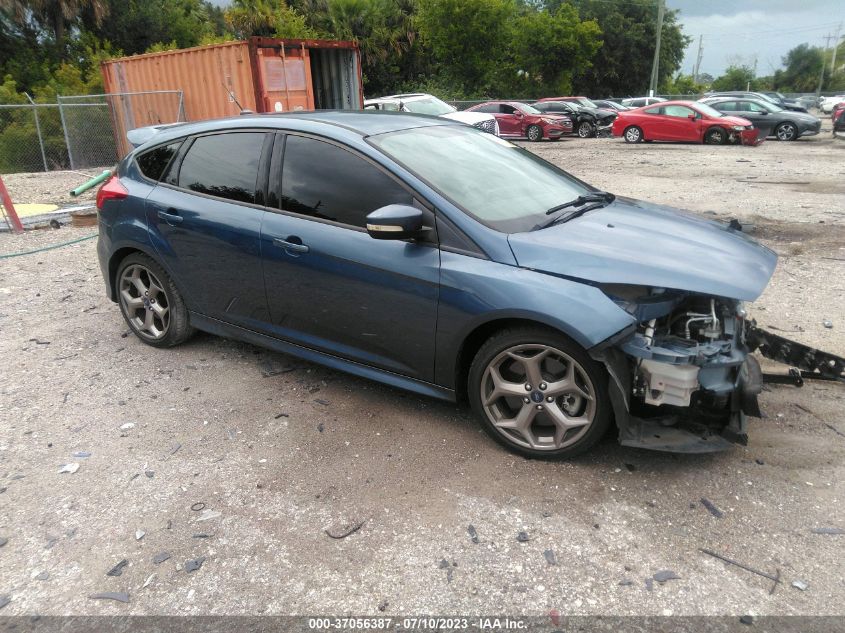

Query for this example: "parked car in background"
[466,101,572,141]
[832,102,845,125]
[364,93,499,135]
[699,96,821,141]
[621,96,667,108]
[834,105,845,139]
[612,100,760,145]
[759,91,808,112]
[705,91,808,113]
[98,111,780,459]
[531,100,616,138]
[592,99,631,112]
[821,95,845,114]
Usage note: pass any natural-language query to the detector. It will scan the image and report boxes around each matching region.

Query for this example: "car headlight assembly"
[731,125,745,131]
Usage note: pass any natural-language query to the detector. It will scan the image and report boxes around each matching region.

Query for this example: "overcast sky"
[667,0,844,77]
[208,0,844,77]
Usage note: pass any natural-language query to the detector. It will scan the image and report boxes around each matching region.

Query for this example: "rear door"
[146,131,272,328]
[260,134,441,381]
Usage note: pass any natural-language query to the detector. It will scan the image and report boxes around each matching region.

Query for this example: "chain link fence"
[0,91,184,174]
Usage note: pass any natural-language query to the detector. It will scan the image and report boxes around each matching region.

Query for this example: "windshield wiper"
[545,191,615,215]
[537,191,615,230]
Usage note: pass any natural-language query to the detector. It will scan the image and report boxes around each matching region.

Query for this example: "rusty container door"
[252,42,313,113]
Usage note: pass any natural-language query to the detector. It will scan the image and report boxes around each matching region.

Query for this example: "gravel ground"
[0,134,843,618]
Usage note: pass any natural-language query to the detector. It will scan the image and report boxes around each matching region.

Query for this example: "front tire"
[526,125,543,142]
[577,121,595,138]
[116,253,194,348]
[623,126,643,143]
[705,127,726,145]
[468,327,611,460]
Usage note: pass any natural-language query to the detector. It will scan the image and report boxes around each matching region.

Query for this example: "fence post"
[177,90,185,122]
[57,95,75,171]
[24,93,49,172]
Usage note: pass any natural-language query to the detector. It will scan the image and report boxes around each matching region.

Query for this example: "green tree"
[81,0,223,57]
[0,0,108,50]
[711,64,758,91]
[509,3,601,96]
[416,0,514,95]
[773,44,823,92]
[660,72,703,96]
[559,0,689,98]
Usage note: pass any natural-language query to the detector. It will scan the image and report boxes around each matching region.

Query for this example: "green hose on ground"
[70,170,112,197]
[0,233,97,259]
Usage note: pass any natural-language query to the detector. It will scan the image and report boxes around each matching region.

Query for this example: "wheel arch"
[453,316,588,403]
[107,244,184,305]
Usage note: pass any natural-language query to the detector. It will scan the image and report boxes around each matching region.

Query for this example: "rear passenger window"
[137,141,181,181]
[281,135,412,228]
[178,132,265,204]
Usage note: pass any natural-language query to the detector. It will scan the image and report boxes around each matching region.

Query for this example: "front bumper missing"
[593,325,844,453]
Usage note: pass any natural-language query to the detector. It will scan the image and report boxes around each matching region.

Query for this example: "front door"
[147,131,271,328]
[495,105,523,137]
[658,104,700,141]
[260,134,440,381]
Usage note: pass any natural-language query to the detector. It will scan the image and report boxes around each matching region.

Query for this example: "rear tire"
[775,122,797,141]
[623,126,643,143]
[468,326,612,460]
[527,125,543,142]
[116,253,194,348]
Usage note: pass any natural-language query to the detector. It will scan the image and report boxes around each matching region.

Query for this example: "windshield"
[518,103,541,114]
[574,98,598,108]
[369,125,590,233]
[756,100,783,113]
[693,102,726,118]
[402,97,456,116]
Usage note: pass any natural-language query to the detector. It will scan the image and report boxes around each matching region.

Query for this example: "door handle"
[273,237,309,254]
[157,209,183,224]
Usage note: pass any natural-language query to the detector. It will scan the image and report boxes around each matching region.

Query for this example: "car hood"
[787,111,820,124]
[715,115,753,126]
[507,197,777,301]
[581,106,616,119]
[441,111,494,125]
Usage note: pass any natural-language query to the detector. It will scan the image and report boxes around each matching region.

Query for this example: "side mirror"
[758,110,768,115]
[688,113,697,120]
[366,204,425,240]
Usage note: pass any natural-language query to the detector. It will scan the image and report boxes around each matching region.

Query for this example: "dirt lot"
[0,133,844,619]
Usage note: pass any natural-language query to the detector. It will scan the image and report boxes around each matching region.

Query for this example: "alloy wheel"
[776,123,796,141]
[527,126,542,141]
[624,127,641,142]
[480,344,597,451]
[578,122,594,138]
[119,263,170,340]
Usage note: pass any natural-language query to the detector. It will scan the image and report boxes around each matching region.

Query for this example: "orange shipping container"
[101,37,363,153]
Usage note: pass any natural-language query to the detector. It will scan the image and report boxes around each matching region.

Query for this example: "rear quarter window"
[136,141,182,181]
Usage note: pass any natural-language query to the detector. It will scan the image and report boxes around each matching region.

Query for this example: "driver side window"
[500,105,518,114]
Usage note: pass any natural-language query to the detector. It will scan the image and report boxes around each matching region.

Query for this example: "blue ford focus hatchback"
[97,111,779,459]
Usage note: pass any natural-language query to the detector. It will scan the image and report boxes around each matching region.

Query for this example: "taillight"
[96,176,128,210]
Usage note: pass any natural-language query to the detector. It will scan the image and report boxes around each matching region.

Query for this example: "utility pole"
[817,33,833,98]
[830,23,842,78]
[692,35,704,83]
[648,0,665,97]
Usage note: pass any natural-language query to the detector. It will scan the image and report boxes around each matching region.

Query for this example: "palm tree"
[0,0,108,50]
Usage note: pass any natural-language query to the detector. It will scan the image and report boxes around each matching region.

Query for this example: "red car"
[466,101,572,141]
[611,100,762,146]
[832,102,845,123]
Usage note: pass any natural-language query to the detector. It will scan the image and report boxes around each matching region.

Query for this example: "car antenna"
[222,82,244,111]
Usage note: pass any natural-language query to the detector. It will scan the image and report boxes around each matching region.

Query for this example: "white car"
[364,93,499,135]
[821,95,845,114]
[621,96,667,108]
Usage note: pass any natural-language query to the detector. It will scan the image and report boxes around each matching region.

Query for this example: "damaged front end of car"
[591,286,844,453]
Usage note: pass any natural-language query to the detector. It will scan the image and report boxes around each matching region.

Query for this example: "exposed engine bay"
[592,286,843,453]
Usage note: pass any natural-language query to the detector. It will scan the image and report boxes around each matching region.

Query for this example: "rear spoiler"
[126,123,186,149]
